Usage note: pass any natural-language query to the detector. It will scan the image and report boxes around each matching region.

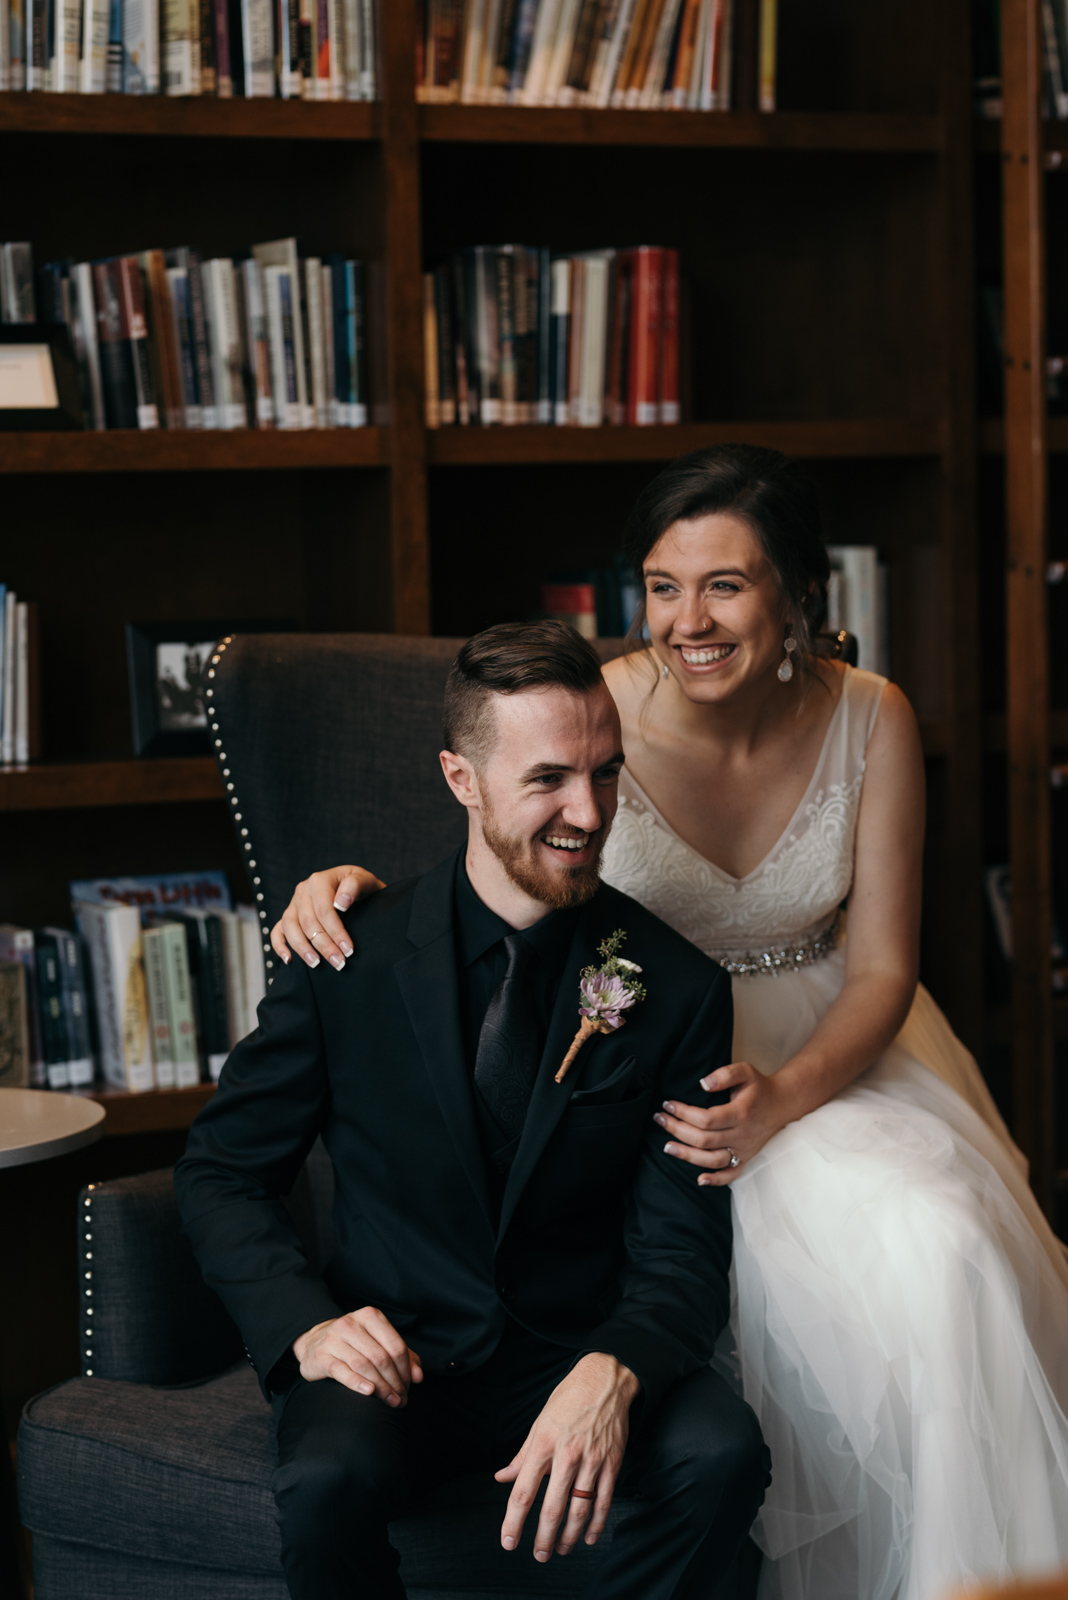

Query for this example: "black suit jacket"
[175,849,735,1415]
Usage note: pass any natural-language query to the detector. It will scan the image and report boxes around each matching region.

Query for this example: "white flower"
[615,958,643,974]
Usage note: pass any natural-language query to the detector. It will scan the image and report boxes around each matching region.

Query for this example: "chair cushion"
[19,1367,632,1592]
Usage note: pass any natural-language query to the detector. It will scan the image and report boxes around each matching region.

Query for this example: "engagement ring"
[726,1148,740,1169]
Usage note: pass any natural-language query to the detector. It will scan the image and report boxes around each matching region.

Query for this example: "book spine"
[7,0,25,89]
[142,929,177,1088]
[522,0,564,103]
[164,924,201,1086]
[627,246,661,425]
[93,260,140,431]
[475,245,500,423]
[549,256,570,426]
[104,0,122,87]
[423,272,440,428]
[26,0,44,88]
[348,259,367,425]
[13,601,28,764]
[0,591,15,765]
[185,251,218,427]
[567,254,584,424]
[321,263,337,423]
[123,0,160,90]
[639,0,681,103]
[611,0,654,105]
[303,257,328,426]
[166,267,204,427]
[163,0,195,91]
[605,250,628,425]
[578,253,609,426]
[245,0,272,92]
[117,257,160,429]
[214,0,232,89]
[218,259,248,426]
[434,263,457,425]
[2,243,36,322]
[327,255,350,424]
[142,249,185,428]
[52,0,80,87]
[272,267,302,426]
[0,964,31,1090]
[535,246,552,423]
[79,0,109,89]
[455,250,476,423]
[34,935,71,1091]
[56,931,94,1085]
[238,906,267,1027]
[69,264,105,429]
[358,0,372,95]
[0,928,45,1085]
[241,258,275,427]
[496,247,518,424]
[658,246,679,422]
[757,0,774,109]
[216,910,248,1047]
[199,0,216,89]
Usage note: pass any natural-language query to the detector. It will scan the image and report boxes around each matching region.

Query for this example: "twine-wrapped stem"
[555,1015,622,1083]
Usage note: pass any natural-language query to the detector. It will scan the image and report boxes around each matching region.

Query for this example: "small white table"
[0,1088,106,1169]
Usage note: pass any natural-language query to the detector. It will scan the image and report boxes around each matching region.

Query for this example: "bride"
[269,445,1068,1600]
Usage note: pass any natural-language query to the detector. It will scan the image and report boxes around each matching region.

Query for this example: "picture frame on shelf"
[125,620,294,757]
[0,325,84,432]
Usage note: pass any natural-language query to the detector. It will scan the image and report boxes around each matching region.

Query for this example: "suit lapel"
[394,854,494,1230]
[496,900,605,1243]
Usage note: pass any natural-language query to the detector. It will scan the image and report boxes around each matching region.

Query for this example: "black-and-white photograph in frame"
[126,620,294,756]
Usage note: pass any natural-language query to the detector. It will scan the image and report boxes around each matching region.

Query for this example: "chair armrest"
[79,1169,244,1385]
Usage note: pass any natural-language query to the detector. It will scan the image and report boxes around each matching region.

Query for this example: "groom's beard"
[480,802,605,910]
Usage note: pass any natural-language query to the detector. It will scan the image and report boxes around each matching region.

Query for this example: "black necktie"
[473,934,540,1144]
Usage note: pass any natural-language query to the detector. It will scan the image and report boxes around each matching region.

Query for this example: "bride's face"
[643,514,790,704]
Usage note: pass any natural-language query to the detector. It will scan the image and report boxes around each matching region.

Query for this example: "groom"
[175,620,770,1600]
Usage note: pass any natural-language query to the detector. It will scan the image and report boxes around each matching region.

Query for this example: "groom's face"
[448,682,624,909]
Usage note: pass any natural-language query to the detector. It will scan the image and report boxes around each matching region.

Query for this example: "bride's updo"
[621,444,830,658]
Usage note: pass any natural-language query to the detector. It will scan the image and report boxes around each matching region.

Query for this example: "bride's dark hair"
[621,444,830,660]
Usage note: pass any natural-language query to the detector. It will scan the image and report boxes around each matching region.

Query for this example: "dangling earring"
[777,633,798,683]
[661,663,670,679]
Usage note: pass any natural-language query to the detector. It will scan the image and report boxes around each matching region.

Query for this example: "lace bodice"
[601,666,886,964]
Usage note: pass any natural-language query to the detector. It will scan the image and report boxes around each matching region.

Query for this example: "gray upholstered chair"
[17,633,758,1599]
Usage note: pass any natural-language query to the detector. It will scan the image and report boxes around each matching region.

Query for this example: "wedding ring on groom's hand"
[726,1148,741,1169]
[570,1488,595,1501]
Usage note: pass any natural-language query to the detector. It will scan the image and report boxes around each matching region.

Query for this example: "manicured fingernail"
[340,940,354,957]
[653,1113,666,1127]
[700,1075,715,1091]
[304,953,320,969]
[281,952,290,965]
[334,895,352,911]
[663,1102,675,1114]
[502,1538,516,1552]
[664,1142,677,1154]
[330,954,346,971]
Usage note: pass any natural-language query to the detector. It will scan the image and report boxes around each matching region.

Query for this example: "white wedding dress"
[601,665,1068,1600]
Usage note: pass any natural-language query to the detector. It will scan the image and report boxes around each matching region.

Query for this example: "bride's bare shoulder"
[602,649,658,717]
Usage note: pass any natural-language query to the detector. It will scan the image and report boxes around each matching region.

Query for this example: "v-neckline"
[619,667,852,887]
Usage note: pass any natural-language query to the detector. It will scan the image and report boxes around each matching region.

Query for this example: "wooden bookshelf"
[0,428,387,473]
[0,91,380,139]
[0,0,990,1141]
[80,1083,216,1135]
[427,419,943,467]
[418,105,944,152]
[0,758,222,812]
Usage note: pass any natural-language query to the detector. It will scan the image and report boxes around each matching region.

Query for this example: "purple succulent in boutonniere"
[555,930,647,1084]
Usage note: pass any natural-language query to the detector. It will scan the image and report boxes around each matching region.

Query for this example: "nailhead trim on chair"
[83,1186,95,1375]
[207,637,276,988]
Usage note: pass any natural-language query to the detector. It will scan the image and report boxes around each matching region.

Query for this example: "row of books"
[973,0,1068,120]
[0,0,377,98]
[0,588,40,766]
[0,873,267,1093]
[541,560,643,638]
[5,238,369,431]
[423,243,680,428]
[417,0,779,111]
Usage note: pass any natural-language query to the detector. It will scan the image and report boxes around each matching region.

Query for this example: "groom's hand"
[494,1353,639,1561]
[292,1307,423,1407]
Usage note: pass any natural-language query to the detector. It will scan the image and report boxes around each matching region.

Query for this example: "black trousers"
[272,1322,770,1600]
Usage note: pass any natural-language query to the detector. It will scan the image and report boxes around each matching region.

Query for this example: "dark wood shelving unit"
[0,0,987,1128]
[0,90,379,138]
[80,1083,216,1134]
[0,428,387,473]
[0,758,222,812]
[418,105,944,151]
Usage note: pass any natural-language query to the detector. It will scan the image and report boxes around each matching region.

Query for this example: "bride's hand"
[653,1062,794,1186]
[270,866,385,970]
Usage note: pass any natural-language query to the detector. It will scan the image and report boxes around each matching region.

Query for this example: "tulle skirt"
[726,946,1068,1600]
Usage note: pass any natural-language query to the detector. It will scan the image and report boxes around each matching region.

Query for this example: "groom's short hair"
[444,620,603,768]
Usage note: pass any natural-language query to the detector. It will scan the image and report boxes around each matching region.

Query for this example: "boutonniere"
[555,929,647,1084]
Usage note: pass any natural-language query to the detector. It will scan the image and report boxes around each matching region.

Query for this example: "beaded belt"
[717,911,842,978]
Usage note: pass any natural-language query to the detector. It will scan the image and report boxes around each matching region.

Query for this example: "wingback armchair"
[17,632,757,1600]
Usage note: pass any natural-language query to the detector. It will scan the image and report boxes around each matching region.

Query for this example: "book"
[1,243,36,324]
[53,0,81,87]
[93,259,141,431]
[757,0,775,111]
[0,925,45,1086]
[142,925,178,1087]
[43,927,95,1086]
[0,963,31,1090]
[13,600,40,764]
[71,262,107,430]
[71,869,233,916]
[161,920,201,1086]
[123,0,160,90]
[76,900,154,1092]
[163,0,197,92]
[825,545,889,677]
[423,272,440,428]
[0,589,15,763]
[252,238,312,425]
[264,264,302,427]
[166,909,230,1081]
[204,257,247,428]
[542,579,598,637]
[140,249,185,429]
[238,903,267,1029]
[34,931,74,1090]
